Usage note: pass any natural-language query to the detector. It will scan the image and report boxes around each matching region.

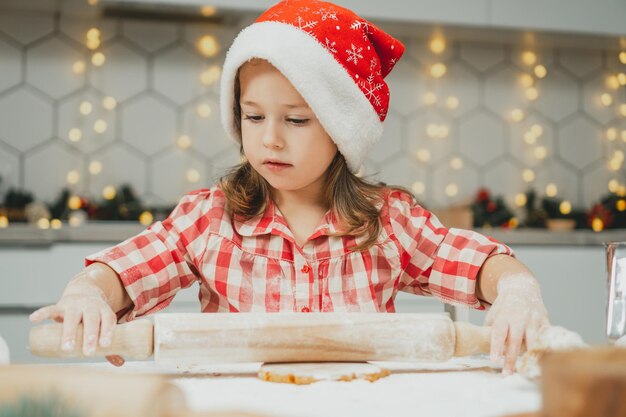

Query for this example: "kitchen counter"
[76,357,540,417]
[1,222,626,246]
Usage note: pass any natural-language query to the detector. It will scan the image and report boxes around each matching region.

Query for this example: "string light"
[559,201,572,215]
[200,65,222,86]
[508,217,519,229]
[450,157,463,170]
[103,186,116,200]
[445,96,459,110]
[524,131,538,145]
[197,35,219,57]
[426,124,439,138]
[72,61,86,75]
[618,73,626,86]
[609,158,622,171]
[37,218,50,229]
[445,183,458,197]
[522,169,535,183]
[607,75,620,90]
[422,92,437,106]
[416,148,431,163]
[68,128,82,143]
[139,211,154,225]
[186,169,200,183]
[619,104,626,117]
[200,6,217,17]
[622,130,626,142]
[429,35,446,54]
[607,127,618,141]
[591,217,604,232]
[525,87,539,101]
[510,109,525,122]
[546,183,558,197]
[66,170,80,185]
[91,52,106,66]
[68,195,82,210]
[0,215,8,228]
[609,179,620,193]
[620,51,626,64]
[79,101,92,115]
[617,199,626,212]
[430,63,447,78]
[102,96,117,110]
[411,181,425,195]
[94,119,107,133]
[530,124,544,137]
[50,219,62,229]
[519,73,534,88]
[86,28,100,41]
[87,0,99,5]
[89,160,102,175]
[534,146,547,159]
[514,193,527,207]
[521,51,537,66]
[534,65,547,78]
[601,93,613,107]
[197,103,212,118]
[86,38,100,50]
[177,135,192,150]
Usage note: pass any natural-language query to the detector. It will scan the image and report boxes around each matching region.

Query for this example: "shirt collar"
[233,198,341,239]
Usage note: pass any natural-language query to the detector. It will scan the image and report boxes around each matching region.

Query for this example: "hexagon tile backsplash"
[0,10,625,209]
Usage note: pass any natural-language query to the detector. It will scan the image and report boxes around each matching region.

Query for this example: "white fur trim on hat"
[220,21,383,173]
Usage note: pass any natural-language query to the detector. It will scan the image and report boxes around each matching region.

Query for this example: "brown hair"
[219,61,413,250]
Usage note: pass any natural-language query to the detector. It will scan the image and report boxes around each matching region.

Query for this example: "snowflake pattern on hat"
[256,0,404,121]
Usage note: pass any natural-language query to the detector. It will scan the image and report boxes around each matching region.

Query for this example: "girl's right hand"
[30,293,125,367]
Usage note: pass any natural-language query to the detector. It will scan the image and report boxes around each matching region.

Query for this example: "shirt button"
[300,306,310,312]
[301,265,310,273]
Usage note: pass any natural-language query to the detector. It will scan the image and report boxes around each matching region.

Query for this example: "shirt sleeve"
[386,191,514,310]
[85,189,215,320]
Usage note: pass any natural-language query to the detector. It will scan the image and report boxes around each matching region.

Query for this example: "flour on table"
[173,357,539,417]
[517,325,588,380]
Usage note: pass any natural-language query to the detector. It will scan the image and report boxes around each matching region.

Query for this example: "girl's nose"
[261,120,284,149]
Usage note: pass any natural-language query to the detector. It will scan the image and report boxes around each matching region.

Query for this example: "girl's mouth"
[264,161,293,171]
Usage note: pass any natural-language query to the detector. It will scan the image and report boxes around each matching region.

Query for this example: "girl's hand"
[30,289,124,366]
[484,274,549,375]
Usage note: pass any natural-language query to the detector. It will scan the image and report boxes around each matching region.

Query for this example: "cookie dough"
[258,362,390,385]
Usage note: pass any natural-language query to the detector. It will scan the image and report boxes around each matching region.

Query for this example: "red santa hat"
[220,0,405,173]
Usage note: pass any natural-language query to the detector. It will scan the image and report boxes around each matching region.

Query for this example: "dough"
[516,325,587,381]
[0,335,9,365]
[258,362,390,385]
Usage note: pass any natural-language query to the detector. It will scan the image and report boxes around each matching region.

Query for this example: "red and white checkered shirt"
[85,186,513,320]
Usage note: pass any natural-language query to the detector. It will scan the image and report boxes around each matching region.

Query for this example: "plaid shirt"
[86,186,513,320]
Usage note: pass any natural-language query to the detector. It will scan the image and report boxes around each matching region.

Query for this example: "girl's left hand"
[484,274,549,375]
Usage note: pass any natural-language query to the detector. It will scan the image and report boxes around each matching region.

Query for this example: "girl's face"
[239,59,337,199]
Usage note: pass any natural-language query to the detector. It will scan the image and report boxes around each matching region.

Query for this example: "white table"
[83,357,541,417]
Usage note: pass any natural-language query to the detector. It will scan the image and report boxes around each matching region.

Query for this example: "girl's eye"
[243,115,263,122]
[287,118,309,125]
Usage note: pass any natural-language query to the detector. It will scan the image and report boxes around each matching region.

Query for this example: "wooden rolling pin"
[29,313,492,363]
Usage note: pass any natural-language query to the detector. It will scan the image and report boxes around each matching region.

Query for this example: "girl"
[30,0,549,375]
